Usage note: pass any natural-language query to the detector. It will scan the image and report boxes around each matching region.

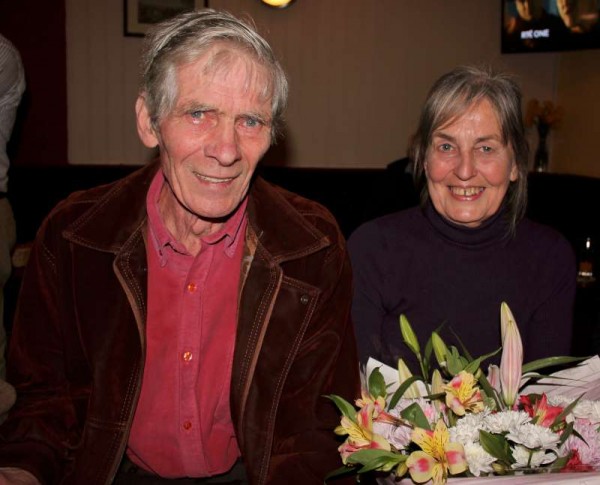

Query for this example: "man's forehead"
[176,45,273,106]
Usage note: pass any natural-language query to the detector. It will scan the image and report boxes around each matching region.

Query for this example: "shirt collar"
[146,170,248,259]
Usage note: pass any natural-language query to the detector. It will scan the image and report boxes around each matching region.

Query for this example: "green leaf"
[446,346,465,375]
[401,402,431,430]
[348,449,406,473]
[464,348,501,375]
[324,465,356,483]
[522,356,589,374]
[552,394,584,428]
[368,367,387,400]
[558,421,575,447]
[324,394,356,421]
[550,453,570,471]
[479,430,514,464]
[477,372,504,410]
[389,375,423,409]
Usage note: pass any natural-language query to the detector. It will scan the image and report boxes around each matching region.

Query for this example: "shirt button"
[183,421,192,430]
[182,351,193,362]
[187,282,197,293]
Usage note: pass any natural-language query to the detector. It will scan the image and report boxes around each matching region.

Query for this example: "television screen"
[502,0,600,53]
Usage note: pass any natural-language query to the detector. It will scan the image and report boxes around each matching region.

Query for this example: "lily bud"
[431,369,444,411]
[398,358,421,398]
[487,364,501,394]
[431,332,449,368]
[499,302,523,407]
[400,314,420,356]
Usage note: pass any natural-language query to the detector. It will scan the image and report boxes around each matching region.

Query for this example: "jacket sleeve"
[265,216,361,484]
[0,211,82,484]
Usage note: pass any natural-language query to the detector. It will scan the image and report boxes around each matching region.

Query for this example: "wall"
[64,0,598,175]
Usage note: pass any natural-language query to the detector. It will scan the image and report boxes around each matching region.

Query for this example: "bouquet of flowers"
[327,303,599,484]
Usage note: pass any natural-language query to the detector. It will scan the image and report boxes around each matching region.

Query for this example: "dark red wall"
[0,0,68,166]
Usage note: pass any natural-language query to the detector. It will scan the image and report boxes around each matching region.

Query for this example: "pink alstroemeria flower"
[520,394,564,427]
[335,402,391,463]
[443,371,484,416]
[499,302,523,408]
[407,420,467,485]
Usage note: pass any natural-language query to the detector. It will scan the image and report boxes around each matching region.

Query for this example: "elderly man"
[0,10,359,485]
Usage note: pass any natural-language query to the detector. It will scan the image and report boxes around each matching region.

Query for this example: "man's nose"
[204,122,241,166]
[454,151,477,180]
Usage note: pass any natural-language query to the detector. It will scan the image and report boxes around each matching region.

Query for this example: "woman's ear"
[135,96,159,148]
[510,160,519,182]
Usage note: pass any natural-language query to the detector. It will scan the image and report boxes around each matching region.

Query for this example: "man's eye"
[190,110,205,121]
[481,145,493,153]
[243,117,262,128]
[440,143,452,151]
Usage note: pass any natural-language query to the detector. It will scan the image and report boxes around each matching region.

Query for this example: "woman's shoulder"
[515,217,575,263]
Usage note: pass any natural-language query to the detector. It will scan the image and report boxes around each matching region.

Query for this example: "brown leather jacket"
[0,163,360,484]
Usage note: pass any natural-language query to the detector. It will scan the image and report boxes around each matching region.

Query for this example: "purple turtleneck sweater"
[348,202,576,368]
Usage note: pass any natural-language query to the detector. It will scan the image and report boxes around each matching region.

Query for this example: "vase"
[534,124,550,172]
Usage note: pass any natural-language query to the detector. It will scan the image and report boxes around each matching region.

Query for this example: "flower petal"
[445,442,468,475]
[407,451,435,483]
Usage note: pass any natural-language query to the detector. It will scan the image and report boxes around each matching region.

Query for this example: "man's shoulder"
[40,164,156,244]
[251,176,342,239]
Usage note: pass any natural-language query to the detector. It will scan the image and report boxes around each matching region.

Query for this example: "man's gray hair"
[140,9,288,139]
[409,65,529,235]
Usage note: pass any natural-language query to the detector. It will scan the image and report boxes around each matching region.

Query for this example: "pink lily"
[499,302,523,408]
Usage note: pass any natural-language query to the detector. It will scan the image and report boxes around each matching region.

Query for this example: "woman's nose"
[454,152,477,180]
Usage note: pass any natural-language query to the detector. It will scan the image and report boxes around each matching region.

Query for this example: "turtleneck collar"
[423,200,511,249]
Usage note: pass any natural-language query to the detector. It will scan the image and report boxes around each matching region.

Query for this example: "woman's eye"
[440,143,452,152]
[481,145,493,153]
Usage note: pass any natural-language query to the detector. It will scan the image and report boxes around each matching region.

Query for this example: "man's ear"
[135,95,159,148]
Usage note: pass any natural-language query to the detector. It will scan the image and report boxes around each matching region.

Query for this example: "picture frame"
[124,0,207,37]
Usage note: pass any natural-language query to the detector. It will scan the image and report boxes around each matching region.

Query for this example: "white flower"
[373,417,412,450]
[482,410,531,434]
[463,441,496,476]
[549,396,600,424]
[449,411,489,444]
[560,418,600,467]
[506,422,561,450]
[512,445,557,468]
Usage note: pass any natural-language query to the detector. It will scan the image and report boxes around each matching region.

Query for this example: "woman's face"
[425,99,518,228]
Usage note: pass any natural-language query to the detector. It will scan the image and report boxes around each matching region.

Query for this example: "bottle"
[577,237,596,287]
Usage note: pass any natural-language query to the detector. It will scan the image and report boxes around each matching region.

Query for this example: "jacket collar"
[63,163,331,262]
[63,162,157,252]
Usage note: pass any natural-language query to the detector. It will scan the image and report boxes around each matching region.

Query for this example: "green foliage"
[347,449,407,473]
[388,375,423,409]
[479,430,515,465]
[325,395,356,421]
[522,356,589,374]
[368,367,387,400]
[401,402,431,431]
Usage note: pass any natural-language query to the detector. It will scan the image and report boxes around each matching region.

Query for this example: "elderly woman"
[349,66,575,367]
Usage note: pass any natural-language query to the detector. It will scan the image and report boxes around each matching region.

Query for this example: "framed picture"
[124,0,207,37]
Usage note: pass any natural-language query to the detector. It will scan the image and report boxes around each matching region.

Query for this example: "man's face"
[557,0,577,28]
[515,0,544,21]
[137,47,272,224]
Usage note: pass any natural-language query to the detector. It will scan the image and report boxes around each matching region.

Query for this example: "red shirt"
[127,171,246,478]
